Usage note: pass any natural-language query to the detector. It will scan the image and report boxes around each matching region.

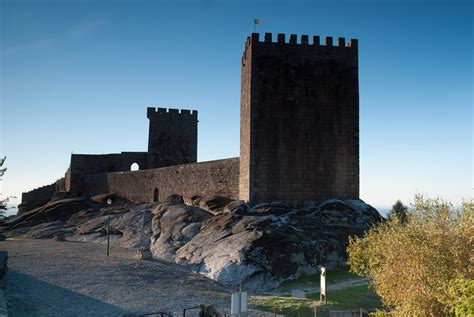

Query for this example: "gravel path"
[1,239,230,316]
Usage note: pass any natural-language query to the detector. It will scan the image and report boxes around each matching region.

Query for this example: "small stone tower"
[240,33,359,206]
[147,107,198,169]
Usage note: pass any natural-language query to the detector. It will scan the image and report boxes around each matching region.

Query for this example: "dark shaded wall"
[147,107,198,169]
[55,177,66,192]
[64,167,71,192]
[66,152,148,193]
[240,33,359,206]
[19,182,56,213]
[84,158,239,202]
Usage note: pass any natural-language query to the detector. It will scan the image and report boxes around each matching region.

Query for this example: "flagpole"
[253,18,261,33]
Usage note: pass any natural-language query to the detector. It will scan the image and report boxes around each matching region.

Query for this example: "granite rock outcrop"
[0,195,381,290]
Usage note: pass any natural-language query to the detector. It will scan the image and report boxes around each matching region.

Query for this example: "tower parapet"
[147,107,198,169]
[147,107,198,118]
[244,32,358,48]
[242,33,358,65]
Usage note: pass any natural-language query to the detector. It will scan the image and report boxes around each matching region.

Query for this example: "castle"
[21,33,359,211]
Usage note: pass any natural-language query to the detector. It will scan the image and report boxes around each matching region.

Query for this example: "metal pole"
[239,280,242,317]
[107,208,110,256]
[106,198,112,256]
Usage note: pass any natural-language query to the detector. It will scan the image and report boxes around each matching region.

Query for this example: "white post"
[320,266,327,304]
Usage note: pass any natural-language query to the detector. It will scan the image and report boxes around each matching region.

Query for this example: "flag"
[254,19,261,25]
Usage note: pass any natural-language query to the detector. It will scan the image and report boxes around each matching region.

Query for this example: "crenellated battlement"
[243,33,358,64]
[21,182,57,208]
[245,32,358,48]
[147,107,198,119]
[23,183,56,195]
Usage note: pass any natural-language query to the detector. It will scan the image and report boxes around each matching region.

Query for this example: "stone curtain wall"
[20,182,56,211]
[84,158,240,202]
[21,183,56,204]
[240,33,359,206]
[66,152,148,193]
[55,177,65,192]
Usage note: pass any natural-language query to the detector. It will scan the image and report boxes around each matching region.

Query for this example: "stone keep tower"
[240,33,359,206]
[147,107,198,169]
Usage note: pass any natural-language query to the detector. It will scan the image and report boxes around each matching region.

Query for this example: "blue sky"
[1,0,472,213]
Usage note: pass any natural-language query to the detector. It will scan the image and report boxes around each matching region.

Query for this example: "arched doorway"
[153,188,159,202]
[130,162,139,171]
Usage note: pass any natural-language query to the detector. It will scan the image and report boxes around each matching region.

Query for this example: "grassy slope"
[306,285,383,309]
[279,269,360,290]
[250,270,384,316]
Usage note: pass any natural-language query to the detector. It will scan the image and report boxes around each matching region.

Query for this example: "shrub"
[347,195,474,316]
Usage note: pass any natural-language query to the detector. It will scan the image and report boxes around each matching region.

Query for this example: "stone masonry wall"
[20,182,56,213]
[55,177,65,192]
[239,37,253,202]
[240,33,359,206]
[67,152,148,193]
[84,158,240,202]
[147,107,198,169]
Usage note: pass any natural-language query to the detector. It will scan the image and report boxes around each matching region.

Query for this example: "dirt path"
[1,239,230,316]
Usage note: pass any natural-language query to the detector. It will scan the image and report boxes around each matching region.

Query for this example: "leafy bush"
[347,195,473,316]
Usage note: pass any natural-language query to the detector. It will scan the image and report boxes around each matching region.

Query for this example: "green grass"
[251,296,315,317]
[307,285,383,309]
[279,268,360,290]
[251,284,383,317]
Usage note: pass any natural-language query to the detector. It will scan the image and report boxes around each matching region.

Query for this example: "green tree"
[389,200,408,224]
[347,195,474,316]
[0,156,7,213]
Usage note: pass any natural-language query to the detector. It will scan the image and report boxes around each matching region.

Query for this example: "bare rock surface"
[52,232,65,241]
[4,221,69,239]
[0,195,382,291]
[2,197,94,230]
[135,247,153,260]
[150,204,213,260]
[197,196,234,215]
[155,199,382,289]
[166,194,184,205]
